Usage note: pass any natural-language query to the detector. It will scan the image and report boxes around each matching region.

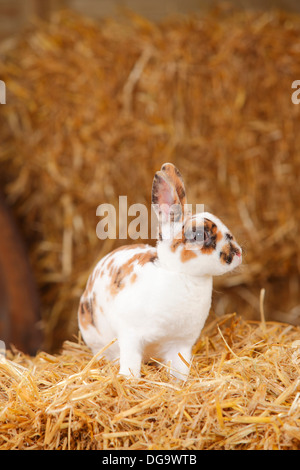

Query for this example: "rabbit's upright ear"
[160,163,187,210]
[152,162,189,228]
[152,169,182,225]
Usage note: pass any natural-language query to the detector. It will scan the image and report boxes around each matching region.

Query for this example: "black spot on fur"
[151,174,160,206]
[220,242,239,264]
[204,233,217,250]
[203,219,218,250]
[220,251,233,264]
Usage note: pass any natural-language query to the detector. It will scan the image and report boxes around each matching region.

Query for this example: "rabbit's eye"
[185,227,208,243]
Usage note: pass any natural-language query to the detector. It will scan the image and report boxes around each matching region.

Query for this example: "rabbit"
[78,163,242,380]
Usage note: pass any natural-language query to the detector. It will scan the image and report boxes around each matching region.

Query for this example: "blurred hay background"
[0,6,300,352]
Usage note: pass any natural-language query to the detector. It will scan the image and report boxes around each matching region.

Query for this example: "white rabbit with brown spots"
[78,163,242,380]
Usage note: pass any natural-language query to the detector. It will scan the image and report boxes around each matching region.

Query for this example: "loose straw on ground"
[1,314,300,450]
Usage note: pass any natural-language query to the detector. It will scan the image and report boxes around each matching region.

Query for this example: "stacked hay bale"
[0,8,300,351]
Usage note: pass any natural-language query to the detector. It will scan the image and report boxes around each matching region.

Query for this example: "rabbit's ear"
[160,163,187,210]
[152,171,182,224]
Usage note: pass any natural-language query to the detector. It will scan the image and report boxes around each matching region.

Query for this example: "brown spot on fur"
[181,247,197,262]
[78,298,95,330]
[107,258,114,270]
[110,266,124,296]
[133,251,158,267]
[201,244,215,254]
[109,249,157,296]
[200,219,219,254]
[216,230,223,242]
[130,273,137,284]
[220,244,230,264]
[203,218,218,234]
[85,268,100,295]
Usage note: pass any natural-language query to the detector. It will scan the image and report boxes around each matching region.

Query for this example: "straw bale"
[0,8,300,350]
[0,314,300,450]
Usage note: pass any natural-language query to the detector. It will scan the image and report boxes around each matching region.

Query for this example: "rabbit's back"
[78,244,158,354]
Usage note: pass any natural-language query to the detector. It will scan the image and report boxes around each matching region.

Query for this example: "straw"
[0,314,300,449]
